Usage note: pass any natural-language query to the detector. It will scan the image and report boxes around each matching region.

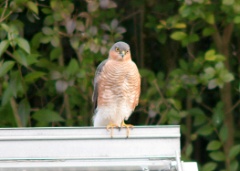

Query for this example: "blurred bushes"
[0,0,239,170]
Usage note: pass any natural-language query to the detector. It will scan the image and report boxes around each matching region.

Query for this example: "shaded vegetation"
[0,0,239,170]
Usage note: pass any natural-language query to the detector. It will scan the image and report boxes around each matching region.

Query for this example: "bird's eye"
[115,47,119,52]
[126,50,129,53]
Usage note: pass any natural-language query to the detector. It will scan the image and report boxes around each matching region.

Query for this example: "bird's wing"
[92,59,108,110]
[128,63,141,111]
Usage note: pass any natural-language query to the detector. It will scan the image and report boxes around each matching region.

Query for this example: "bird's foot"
[121,121,133,138]
[106,123,119,138]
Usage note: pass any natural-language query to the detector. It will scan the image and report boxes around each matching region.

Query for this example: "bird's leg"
[121,121,133,138]
[106,123,119,138]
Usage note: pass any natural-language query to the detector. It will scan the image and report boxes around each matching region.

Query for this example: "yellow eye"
[115,47,119,52]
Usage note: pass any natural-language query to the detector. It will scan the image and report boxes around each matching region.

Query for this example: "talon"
[121,121,133,138]
[106,123,119,138]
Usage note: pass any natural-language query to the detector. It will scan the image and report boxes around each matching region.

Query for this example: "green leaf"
[0,61,15,77]
[168,108,181,119]
[234,16,240,24]
[13,49,28,66]
[202,27,215,37]
[219,125,228,142]
[66,59,79,75]
[50,1,58,10]
[222,0,234,5]
[27,1,39,14]
[205,49,216,61]
[0,40,9,57]
[51,35,60,47]
[40,36,52,44]
[170,31,187,41]
[31,32,43,49]
[17,38,31,54]
[229,145,240,159]
[168,108,181,124]
[26,54,39,66]
[205,13,215,24]
[1,86,13,106]
[33,109,65,123]
[209,151,225,161]
[9,71,25,97]
[215,62,224,70]
[146,86,158,98]
[230,160,239,171]
[202,162,217,171]
[186,144,193,157]
[44,15,55,26]
[204,67,215,78]
[207,140,222,151]
[157,32,167,44]
[168,99,182,110]
[70,37,80,49]
[215,54,225,61]
[179,5,191,18]
[18,99,30,127]
[1,23,10,32]
[190,108,207,126]
[50,47,62,60]
[212,102,224,126]
[42,27,54,35]
[187,34,199,43]
[221,72,234,83]
[173,23,186,29]
[179,59,188,70]
[139,69,155,83]
[41,8,52,14]
[197,125,213,136]
[24,71,46,83]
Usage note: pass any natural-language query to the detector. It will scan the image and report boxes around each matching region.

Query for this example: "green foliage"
[229,145,240,159]
[202,162,217,171]
[209,151,225,161]
[0,61,15,77]
[0,0,124,127]
[144,0,238,170]
[0,40,9,56]
[207,140,222,151]
[0,0,239,171]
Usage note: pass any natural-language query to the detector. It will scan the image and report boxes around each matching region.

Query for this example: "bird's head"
[109,41,131,61]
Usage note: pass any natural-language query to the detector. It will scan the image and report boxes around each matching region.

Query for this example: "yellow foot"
[106,123,119,138]
[121,121,133,138]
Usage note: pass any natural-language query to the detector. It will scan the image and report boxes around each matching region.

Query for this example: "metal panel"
[182,162,199,171]
[0,126,180,160]
[0,126,190,171]
[0,159,176,171]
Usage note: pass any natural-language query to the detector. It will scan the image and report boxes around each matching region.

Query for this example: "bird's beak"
[120,51,126,57]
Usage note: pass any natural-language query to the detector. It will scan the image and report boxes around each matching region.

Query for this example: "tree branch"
[226,99,240,114]
[153,79,170,109]
[6,50,48,81]
[64,93,72,123]
[223,23,234,45]
[212,24,222,50]
[0,0,9,21]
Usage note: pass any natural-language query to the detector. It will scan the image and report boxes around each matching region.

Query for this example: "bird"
[92,41,141,137]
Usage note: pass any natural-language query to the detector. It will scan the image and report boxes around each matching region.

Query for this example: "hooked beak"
[120,50,126,57]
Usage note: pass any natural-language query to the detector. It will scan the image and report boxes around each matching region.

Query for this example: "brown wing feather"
[133,73,141,109]
[130,66,141,110]
[92,59,108,110]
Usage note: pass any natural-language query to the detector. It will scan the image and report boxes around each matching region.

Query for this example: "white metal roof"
[0,126,198,171]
